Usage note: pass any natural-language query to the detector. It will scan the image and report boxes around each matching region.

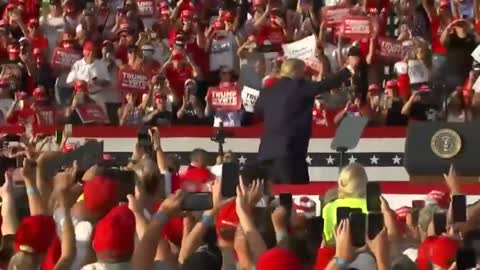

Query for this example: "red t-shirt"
[30,35,48,51]
[165,64,193,98]
[430,16,447,55]
[255,23,285,51]
[6,106,35,125]
[33,103,57,126]
[168,29,209,76]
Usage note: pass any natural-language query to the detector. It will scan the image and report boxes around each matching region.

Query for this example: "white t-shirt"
[66,58,111,94]
[39,14,65,58]
[209,33,237,72]
[53,208,94,270]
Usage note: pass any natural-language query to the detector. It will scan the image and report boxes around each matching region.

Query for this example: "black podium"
[404,121,480,177]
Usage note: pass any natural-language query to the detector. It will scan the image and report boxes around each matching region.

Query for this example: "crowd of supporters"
[0,0,478,269]
[0,0,478,128]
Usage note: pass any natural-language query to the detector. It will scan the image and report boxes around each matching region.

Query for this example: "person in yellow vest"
[322,163,368,244]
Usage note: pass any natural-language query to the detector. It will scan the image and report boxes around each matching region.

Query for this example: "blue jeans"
[55,86,74,106]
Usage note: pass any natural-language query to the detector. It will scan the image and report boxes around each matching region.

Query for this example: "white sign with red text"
[341,16,372,40]
[241,86,260,113]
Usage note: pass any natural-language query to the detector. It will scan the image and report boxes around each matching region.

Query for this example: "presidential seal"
[431,129,462,159]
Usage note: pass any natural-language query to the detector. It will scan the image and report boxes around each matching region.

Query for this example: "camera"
[211,121,226,144]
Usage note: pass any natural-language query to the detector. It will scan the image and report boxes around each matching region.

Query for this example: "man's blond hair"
[280,58,305,79]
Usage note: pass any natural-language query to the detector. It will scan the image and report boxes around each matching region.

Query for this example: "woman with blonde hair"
[322,163,369,243]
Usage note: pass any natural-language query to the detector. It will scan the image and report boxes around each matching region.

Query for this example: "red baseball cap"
[27,18,39,28]
[216,201,239,241]
[93,205,136,259]
[385,79,398,89]
[74,80,88,92]
[440,0,449,7]
[368,84,381,92]
[257,248,302,270]
[213,20,225,30]
[83,41,95,52]
[83,175,119,215]
[313,246,335,270]
[181,9,193,21]
[426,190,450,208]
[417,236,459,270]
[14,215,56,255]
[32,87,47,100]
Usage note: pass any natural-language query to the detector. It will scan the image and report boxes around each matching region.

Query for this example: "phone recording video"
[182,192,213,211]
[349,212,366,247]
[367,212,384,240]
[337,207,362,225]
[307,216,324,246]
[433,211,447,236]
[412,200,425,209]
[221,162,239,198]
[452,194,467,223]
[279,193,293,210]
[366,182,381,212]
[456,247,476,270]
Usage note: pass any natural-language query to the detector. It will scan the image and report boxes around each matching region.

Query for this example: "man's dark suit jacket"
[254,68,352,184]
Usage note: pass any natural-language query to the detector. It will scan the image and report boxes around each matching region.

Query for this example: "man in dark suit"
[255,57,358,184]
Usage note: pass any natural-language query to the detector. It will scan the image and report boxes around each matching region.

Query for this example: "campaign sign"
[51,47,82,69]
[75,104,107,124]
[137,0,155,17]
[377,37,405,63]
[282,35,316,61]
[322,5,351,26]
[208,86,241,112]
[118,69,150,93]
[241,86,260,113]
[341,16,372,40]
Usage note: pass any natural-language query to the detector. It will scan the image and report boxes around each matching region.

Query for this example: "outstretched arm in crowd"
[132,190,185,270]
[21,158,47,216]
[178,179,234,264]
[236,178,267,262]
[1,172,18,235]
[53,167,78,270]
[150,128,168,174]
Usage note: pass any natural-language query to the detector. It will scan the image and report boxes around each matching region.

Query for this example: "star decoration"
[348,155,357,164]
[370,155,379,165]
[392,155,402,165]
[326,155,335,165]
[306,156,313,165]
[238,155,247,164]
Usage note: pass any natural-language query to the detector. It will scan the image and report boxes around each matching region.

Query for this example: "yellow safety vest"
[322,197,367,244]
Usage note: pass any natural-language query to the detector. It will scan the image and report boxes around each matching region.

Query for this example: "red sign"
[322,5,351,26]
[341,16,372,40]
[377,37,405,63]
[137,0,155,17]
[207,84,241,112]
[50,47,82,69]
[75,103,108,124]
[118,68,150,94]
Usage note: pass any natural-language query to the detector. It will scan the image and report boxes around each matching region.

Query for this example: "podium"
[405,122,480,183]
